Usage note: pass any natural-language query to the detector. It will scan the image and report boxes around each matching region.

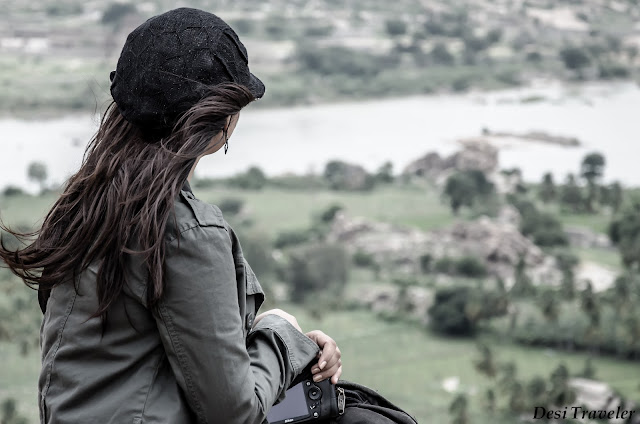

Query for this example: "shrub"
[429,287,476,335]
[510,197,568,247]
[296,45,394,78]
[385,19,407,36]
[598,63,630,79]
[2,186,24,197]
[101,3,136,25]
[286,243,349,302]
[323,160,375,191]
[434,256,455,274]
[430,42,455,65]
[217,197,244,216]
[268,174,327,190]
[274,229,313,249]
[434,256,487,277]
[429,286,508,336]
[304,24,335,37]
[455,256,488,278]
[228,166,268,190]
[353,250,375,267]
[319,203,344,223]
[229,18,254,35]
[419,254,433,273]
[235,229,275,278]
[559,46,591,70]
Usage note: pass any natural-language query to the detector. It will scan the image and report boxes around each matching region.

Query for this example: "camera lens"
[308,385,322,401]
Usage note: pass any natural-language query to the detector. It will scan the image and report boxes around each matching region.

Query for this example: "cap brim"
[247,72,265,99]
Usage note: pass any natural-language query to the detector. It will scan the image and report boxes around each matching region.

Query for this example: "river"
[1,80,639,193]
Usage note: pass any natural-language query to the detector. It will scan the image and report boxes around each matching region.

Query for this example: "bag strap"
[335,380,418,424]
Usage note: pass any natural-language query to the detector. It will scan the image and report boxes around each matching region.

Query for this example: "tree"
[548,364,576,407]
[580,152,606,212]
[508,382,527,413]
[101,2,136,26]
[511,255,535,297]
[443,170,495,215]
[498,362,517,394]
[581,281,600,326]
[608,197,640,269]
[228,166,267,190]
[430,42,455,65]
[385,19,407,37]
[526,377,548,408]
[538,289,560,324]
[1,398,29,424]
[538,172,556,203]
[560,174,583,213]
[286,243,349,303]
[428,286,507,335]
[449,394,469,424]
[607,181,624,213]
[27,161,48,193]
[443,173,475,214]
[560,46,591,70]
[580,357,596,379]
[375,161,394,184]
[555,251,579,299]
[474,343,498,378]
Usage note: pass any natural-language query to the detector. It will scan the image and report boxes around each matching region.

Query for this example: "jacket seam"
[157,301,207,423]
[139,351,166,423]
[41,289,78,403]
[251,322,319,375]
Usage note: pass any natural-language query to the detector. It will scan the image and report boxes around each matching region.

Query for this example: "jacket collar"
[182,180,193,194]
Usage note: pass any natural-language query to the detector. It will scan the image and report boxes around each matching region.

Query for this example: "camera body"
[267,378,339,424]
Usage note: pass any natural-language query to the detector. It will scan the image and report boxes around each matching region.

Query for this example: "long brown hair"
[0,83,255,319]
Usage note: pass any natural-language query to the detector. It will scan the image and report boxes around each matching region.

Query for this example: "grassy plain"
[2,305,639,424]
[0,183,637,423]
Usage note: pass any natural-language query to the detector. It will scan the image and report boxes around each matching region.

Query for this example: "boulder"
[566,378,640,424]
[401,138,498,182]
[328,210,562,287]
[453,138,499,174]
[564,226,612,249]
[402,152,446,181]
[325,160,373,191]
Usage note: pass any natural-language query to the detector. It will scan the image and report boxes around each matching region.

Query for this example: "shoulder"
[165,189,229,244]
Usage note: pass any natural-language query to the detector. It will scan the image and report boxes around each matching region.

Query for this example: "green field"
[1,183,638,424]
[2,305,639,424]
[195,184,456,238]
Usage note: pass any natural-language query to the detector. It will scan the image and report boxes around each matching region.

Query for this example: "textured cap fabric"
[110,7,265,130]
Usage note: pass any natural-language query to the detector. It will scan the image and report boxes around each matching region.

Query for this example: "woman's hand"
[305,330,342,385]
[253,308,302,332]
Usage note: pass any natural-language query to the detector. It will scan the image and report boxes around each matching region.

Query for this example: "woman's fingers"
[331,365,343,384]
[305,330,342,383]
[305,330,339,370]
[312,359,342,383]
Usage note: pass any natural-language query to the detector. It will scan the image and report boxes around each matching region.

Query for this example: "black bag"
[331,380,419,424]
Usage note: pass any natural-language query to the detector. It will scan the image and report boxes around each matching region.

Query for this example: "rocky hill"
[1,0,639,114]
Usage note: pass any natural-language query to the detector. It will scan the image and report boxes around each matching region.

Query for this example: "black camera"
[267,378,342,424]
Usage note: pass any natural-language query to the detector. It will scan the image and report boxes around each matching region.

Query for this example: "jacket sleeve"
[153,224,320,424]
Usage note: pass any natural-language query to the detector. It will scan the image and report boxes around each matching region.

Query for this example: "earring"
[223,126,229,155]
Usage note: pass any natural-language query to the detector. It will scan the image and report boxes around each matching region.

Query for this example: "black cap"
[109,7,265,130]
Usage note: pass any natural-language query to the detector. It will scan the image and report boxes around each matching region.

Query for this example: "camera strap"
[337,387,346,416]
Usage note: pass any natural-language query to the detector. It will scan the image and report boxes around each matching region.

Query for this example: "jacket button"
[246,312,255,330]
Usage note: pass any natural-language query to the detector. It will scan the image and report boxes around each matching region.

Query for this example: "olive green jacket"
[38,182,320,424]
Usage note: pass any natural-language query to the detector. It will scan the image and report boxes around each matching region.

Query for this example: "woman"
[0,8,341,424]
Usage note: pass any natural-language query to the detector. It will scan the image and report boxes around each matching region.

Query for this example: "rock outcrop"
[402,139,498,183]
[328,208,563,287]
[566,378,640,424]
[564,226,612,249]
